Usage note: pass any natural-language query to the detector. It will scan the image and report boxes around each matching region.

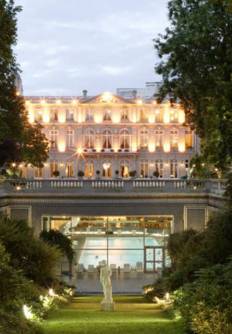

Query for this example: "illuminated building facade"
[24,92,199,179]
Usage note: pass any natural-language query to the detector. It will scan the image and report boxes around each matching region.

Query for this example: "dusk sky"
[16,0,169,96]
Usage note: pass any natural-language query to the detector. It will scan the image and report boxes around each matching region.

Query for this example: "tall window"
[155,128,163,148]
[103,109,111,121]
[185,130,193,148]
[170,128,178,148]
[51,109,58,122]
[66,162,74,177]
[170,160,178,178]
[120,129,130,149]
[85,108,93,122]
[120,160,130,178]
[67,128,74,148]
[140,160,149,178]
[103,130,112,149]
[34,167,43,178]
[50,161,58,177]
[50,127,58,149]
[155,160,163,178]
[140,127,148,148]
[66,109,74,121]
[121,107,129,121]
[85,161,94,178]
[85,128,95,149]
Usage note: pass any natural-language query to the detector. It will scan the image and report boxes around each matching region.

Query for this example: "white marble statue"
[100,262,114,311]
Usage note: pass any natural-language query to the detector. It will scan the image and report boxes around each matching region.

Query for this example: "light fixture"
[136,99,143,105]
[101,92,113,103]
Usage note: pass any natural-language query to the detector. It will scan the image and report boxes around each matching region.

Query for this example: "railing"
[1,178,226,196]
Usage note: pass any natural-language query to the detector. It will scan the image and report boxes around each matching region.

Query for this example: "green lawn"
[42,295,185,334]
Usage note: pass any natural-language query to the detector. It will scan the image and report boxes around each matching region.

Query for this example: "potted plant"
[96,170,101,179]
[77,170,84,178]
[153,170,159,178]
[115,170,119,178]
[53,170,60,178]
[129,170,137,178]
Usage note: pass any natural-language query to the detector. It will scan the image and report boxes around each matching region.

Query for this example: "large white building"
[23,91,199,179]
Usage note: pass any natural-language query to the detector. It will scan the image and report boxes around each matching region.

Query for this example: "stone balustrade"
[1,178,226,196]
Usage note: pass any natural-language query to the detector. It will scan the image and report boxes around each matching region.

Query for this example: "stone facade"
[23,92,199,180]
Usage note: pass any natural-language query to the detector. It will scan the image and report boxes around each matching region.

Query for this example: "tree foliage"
[40,230,74,265]
[0,0,48,167]
[155,0,232,170]
[0,217,61,286]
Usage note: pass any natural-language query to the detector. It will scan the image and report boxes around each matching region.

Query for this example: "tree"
[0,217,61,286]
[155,0,232,171]
[40,230,74,273]
[0,0,48,168]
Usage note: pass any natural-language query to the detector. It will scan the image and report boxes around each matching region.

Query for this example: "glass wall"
[42,215,172,272]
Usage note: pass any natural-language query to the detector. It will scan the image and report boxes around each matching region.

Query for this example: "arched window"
[103,109,111,121]
[85,108,93,122]
[85,161,94,178]
[121,107,129,121]
[50,127,58,148]
[140,127,148,148]
[120,160,130,178]
[120,129,130,149]
[85,128,95,149]
[103,129,112,149]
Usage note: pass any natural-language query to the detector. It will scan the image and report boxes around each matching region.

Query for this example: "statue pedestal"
[101,302,115,312]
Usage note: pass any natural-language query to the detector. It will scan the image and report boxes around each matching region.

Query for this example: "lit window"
[34,167,43,178]
[85,161,94,178]
[49,128,58,149]
[140,127,148,148]
[170,128,179,148]
[120,129,130,149]
[121,107,129,121]
[85,128,95,149]
[50,161,58,177]
[103,109,112,121]
[103,130,112,149]
[155,128,163,147]
[66,162,74,177]
[170,160,178,178]
[67,128,75,148]
[140,160,149,178]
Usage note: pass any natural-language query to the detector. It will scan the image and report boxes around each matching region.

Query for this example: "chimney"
[82,90,88,98]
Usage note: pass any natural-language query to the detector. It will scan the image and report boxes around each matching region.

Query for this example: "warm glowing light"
[19,164,24,169]
[12,163,16,168]
[48,288,56,297]
[28,109,34,124]
[136,99,143,105]
[112,112,121,124]
[96,144,101,153]
[41,99,46,105]
[16,90,20,96]
[42,110,50,123]
[23,305,34,320]
[148,142,156,153]
[72,99,78,105]
[44,163,49,167]
[131,143,137,152]
[77,147,83,155]
[58,111,66,123]
[59,163,64,168]
[26,100,31,105]
[163,108,170,124]
[101,92,113,103]
[58,141,66,152]
[178,109,185,124]
[94,112,103,124]
[163,142,171,152]
[16,185,21,191]
[178,142,186,153]
[56,99,62,105]
[148,112,155,123]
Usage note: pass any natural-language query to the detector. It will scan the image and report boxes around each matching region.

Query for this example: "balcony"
[3,178,226,197]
